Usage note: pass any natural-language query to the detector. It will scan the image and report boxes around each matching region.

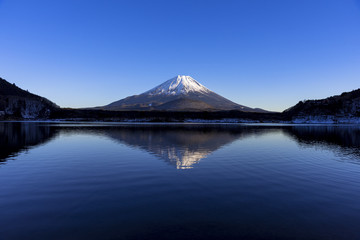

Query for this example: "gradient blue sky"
[1,0,359,111]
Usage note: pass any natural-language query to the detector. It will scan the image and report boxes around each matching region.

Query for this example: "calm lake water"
[1,122,360,240]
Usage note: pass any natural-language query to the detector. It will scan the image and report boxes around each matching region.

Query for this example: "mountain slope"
[156,98,215,111]
[0,77,59,119]
[284,88,360,122]
[103,75,267,112]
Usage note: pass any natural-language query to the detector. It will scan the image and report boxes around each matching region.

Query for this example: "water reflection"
[0,122,57,162]
[57,125,272,169]
[1,123,360,167]
[103,125,260,169]
[288,125,360,148]
[286,125,360,161]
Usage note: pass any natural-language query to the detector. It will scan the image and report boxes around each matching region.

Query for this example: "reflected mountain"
[285,125,360,160]
[1,122,360,167]
[288,125,360,147]
[55,124,282,169]
[103,125,255,169]
[0,122,57,162]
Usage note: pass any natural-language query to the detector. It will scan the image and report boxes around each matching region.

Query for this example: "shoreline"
[1,119,360,125]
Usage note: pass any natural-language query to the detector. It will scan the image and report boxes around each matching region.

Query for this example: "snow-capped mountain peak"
[145,75,210,96]
[104,75,268,112]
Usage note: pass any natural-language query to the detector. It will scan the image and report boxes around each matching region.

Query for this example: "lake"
[1,122,360,240]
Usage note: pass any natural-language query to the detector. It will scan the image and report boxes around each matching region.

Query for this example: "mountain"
[0,77,59,119]
[102,75,268,112]
[284,88,360,123]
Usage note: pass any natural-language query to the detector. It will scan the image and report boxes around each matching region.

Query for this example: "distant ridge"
[102,75,268,112]
[0,77,59,119]
[284,88,360,122]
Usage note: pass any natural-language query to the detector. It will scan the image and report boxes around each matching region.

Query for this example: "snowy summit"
[145,75,210,96]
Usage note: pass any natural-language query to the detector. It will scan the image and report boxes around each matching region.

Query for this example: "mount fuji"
[102,75,267,112]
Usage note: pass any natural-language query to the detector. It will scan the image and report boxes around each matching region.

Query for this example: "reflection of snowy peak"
[145,75,210,96]
[103,75,268,112]
[155,147,211,169]
[104,126,242,169]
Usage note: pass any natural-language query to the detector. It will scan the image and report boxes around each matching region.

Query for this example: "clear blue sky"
[1,0,359,112]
